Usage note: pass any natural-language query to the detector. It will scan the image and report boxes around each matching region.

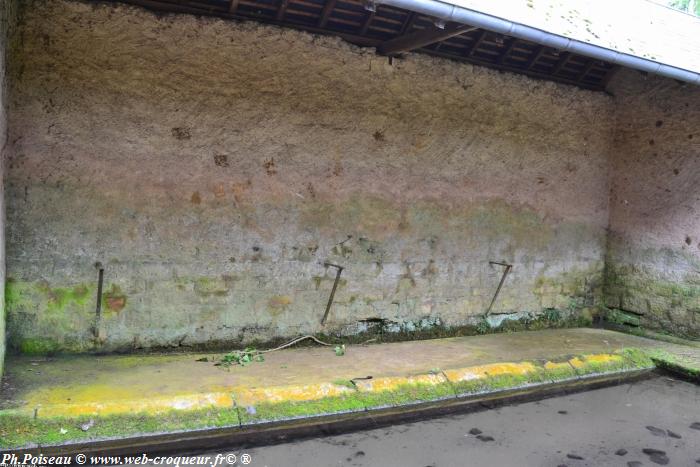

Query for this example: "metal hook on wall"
[321,262,344,325]
[485,261,512,316]
[94,262,105,339]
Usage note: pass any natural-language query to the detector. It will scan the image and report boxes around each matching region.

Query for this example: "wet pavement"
[212,377,699,467]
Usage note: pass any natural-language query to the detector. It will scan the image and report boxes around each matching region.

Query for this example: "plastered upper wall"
[5,0,614,353]
[606,68,700,337]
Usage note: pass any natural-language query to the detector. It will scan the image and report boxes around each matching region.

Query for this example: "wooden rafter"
[378,23,477,55]
[399,11,416,35]
[576,58,595,81]
[276,0,290,20]
[466,30,487,57]
[526,45,546,70]
[426,47,602,91]
[496,37,517,65]
[360,8,375,35]
[318,0,337,28]
[552,52,571,75]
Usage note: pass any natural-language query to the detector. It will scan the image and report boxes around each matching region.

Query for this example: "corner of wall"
[0,0,18,378]
[604,68,700,338]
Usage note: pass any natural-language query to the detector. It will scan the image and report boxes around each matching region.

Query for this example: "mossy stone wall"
[6,1,614,353]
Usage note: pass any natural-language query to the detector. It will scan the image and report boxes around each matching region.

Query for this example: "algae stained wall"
[5,0,614,353]
[606,69,700,338]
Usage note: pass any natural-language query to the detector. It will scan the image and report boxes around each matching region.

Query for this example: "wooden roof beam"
[378,23,477,55]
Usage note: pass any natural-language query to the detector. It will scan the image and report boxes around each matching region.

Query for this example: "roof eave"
[375,0,700,85]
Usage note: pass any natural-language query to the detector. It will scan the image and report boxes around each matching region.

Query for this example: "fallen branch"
[212,335,336,368]
[260,334,334,354]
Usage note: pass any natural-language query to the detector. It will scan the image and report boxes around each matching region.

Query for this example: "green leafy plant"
[567,297,582,312]
[216,347,265,368]
[543,308,561,322]
[476,317,491,335]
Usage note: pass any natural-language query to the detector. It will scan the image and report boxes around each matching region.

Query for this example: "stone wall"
[5,0,614,353]
[606,69,700,338]
[0,0,16,374]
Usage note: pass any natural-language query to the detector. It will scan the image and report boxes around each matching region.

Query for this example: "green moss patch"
[607,309,641,327]
[6,280,96,355]
[452,350,653,397]
[604,261,700,339]
[17,338,61,355]
[356,381,456,409]
[646,349,700,382]
[451,370,545,397]
[540,363,578,381]
[0,406,240,450]
[571,356,625,376]
[237,393,366,425]
[455,373,527,396]
[619,348,656,368]
[571,349,654,377]
[6,281,95,314]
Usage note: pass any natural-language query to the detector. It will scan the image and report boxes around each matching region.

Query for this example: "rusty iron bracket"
[321,262,344,325]
[94,262,104,338]
[485,261,513,316]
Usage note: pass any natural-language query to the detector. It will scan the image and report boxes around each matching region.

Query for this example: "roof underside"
[112,0,618,91]
[450,0,700,76]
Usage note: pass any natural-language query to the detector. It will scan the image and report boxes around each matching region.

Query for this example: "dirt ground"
[204,377,700,467]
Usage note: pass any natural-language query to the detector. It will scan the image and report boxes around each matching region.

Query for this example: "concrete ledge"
[0,348,656,453]
[2,367,654,458]
[648,350,700,382]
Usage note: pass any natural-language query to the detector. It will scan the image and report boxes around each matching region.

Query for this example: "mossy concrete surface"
[0,328,696,450]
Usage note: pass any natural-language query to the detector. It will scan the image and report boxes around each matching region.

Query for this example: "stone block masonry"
[5,1,614,353]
